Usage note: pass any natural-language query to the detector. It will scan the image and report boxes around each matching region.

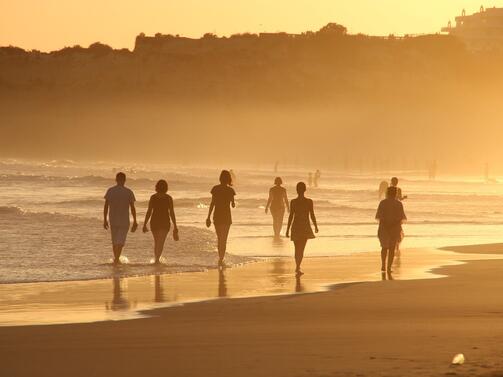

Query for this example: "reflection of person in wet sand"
[107,276,130,311]
[218,269,227,298]
[154,275,165,303]
[286,182,318,276]
[206,170,236,269]
[143,180,179,264]
[375,186,407,273]
[265,177,289,237]
[103,172,137,264]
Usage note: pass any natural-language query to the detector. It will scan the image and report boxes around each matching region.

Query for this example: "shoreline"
[3,243,503,376]
[2,244,503,327]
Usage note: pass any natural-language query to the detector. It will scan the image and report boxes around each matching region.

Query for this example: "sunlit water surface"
[1,158,503,283]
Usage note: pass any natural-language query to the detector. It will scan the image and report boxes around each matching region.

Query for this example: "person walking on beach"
[314,169,321,188]
[375,186,407,273]
[308,172,313,188]
[206,170,236,269]
[142,179,179,264]
[390,177,407,201]
[265,177,289,237]
[390,177,407,253]
[103,172,137,264]
[286,182,318,276]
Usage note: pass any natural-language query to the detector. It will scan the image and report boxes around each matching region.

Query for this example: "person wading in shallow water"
[375,186,407,273]
[206,170,236,269]
[286,182,318,276]
[265,177,289,237]
[390,176,407,253]
[103,172,137,264]
[142,179,179,264]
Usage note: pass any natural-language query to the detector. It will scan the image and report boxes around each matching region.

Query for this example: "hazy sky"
[1,1,503,51]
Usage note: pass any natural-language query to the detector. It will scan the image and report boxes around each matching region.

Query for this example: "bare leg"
[387,242,396,272]
[113,245,123,264]
[215,224,231,266]
[294,238,308,274]
[380,248,387,271]
[152,229,169,264]
[272,210,285,237]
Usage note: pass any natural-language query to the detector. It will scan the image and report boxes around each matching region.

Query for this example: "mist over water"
[1,158,503,283]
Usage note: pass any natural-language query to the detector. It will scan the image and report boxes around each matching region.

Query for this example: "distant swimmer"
[375,186,407,273]
[378,180,388,200]
[142,179,179,264]
[314,169,321,188]
[206,170,236,269]
[286,182,318,276]
[308,172,313,188]
[103,172,137,264]
[265,177,290,237]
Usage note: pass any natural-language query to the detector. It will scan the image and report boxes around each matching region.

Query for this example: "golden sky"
[1,0,502,51]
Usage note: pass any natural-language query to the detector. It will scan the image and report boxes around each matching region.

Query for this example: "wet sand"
[2,245,503,376]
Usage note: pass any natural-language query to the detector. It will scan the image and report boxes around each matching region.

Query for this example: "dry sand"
[2,245,503,376]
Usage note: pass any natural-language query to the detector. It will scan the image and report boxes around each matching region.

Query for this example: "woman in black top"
[143,180,178,264]
[265,177,289,237]
[206,170,236,269]
[286,182,318,276]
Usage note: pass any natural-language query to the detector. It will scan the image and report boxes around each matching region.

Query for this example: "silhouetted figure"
[286,182,318,276]
[308,172,313,188]
[103,172,137,264]
[314,169,321,187]
[143,180,179,264]
[378,180,388,200]
[376,186,407,272]
[274,161,279,173]
[390,177,406,253]
[207,170,236,269]
[265,177,289,237]
[229,169,237,186]
[390,177,407,201]
[428,160,437,181]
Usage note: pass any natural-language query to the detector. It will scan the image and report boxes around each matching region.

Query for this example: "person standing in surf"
[103,172,137,264]
[390,176,407,253]
[142,179,179,264]
[206,170,236,269]
[286,182,318,276]
[375,186,407,273]
[265,177,289,237]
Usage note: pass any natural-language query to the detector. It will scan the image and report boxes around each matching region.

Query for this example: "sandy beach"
[2,244,503,376]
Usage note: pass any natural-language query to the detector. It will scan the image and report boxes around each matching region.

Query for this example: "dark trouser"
[215,223,231,261]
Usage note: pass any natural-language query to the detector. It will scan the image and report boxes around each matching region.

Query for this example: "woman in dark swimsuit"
[206,170,236,269]
[265,177,289,237]
[286,182,318,276]
[143,180,178,264]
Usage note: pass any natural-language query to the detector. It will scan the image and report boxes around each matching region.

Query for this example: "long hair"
[219,170,232,186]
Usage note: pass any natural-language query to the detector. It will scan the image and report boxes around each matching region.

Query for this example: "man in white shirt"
[103,172,137,264]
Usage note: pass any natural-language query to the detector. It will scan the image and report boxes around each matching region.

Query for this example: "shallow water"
[1,158,503,283]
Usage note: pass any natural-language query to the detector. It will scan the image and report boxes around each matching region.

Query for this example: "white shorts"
[111,226,129,246]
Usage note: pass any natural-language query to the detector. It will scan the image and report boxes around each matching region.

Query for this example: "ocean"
[1,158,502,284]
